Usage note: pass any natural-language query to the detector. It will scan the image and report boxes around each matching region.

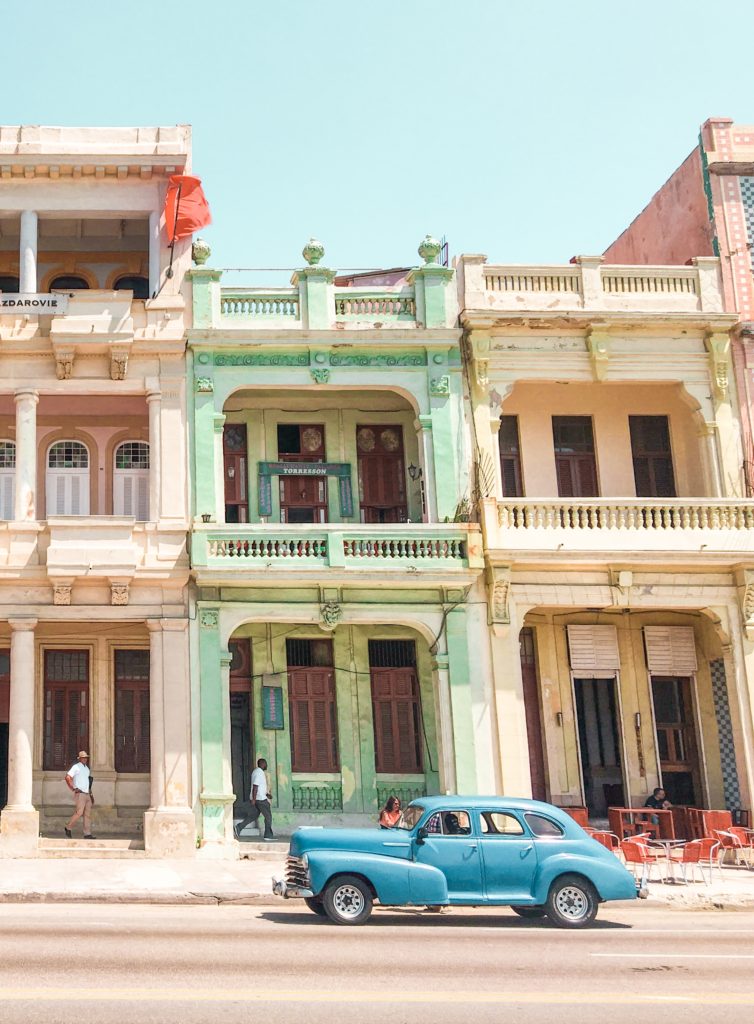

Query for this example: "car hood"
[289,827,412,858]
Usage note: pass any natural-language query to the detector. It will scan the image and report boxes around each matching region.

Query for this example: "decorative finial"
[418,234,441,265]
[192,238,211,266]
[302,238,325,266]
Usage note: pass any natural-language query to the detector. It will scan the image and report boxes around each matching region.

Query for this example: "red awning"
[164,175,211,243]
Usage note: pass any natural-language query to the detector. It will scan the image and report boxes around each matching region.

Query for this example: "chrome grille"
[285,855,311,889]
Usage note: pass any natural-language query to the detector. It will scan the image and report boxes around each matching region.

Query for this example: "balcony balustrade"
[457,255,725,317]
[192,523,482,576]
[481,497,754,559]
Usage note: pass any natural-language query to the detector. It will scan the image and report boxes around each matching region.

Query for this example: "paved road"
[1,902,752,1023]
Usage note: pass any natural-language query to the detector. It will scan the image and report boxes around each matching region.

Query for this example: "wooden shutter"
[370,667,423,773]
[288,667,338,772]
[43,649,90,771]
[47,471,89,515]
[567,625,620,676]
[0,470,14,520]
[114,469,149,520]
[644,626,698,675]
[114,650,150,773]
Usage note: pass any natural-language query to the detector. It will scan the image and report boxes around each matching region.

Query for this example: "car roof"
[409,795,567,815]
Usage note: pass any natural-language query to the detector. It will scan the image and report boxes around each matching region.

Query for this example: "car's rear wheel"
[304,897,327,917]
[512,906,546,919]
[546,875,599,928]
[322,875,373,925]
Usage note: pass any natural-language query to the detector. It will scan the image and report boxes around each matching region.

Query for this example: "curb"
[0,891,282,906]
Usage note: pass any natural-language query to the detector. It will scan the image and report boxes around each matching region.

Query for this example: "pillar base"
[143,808,196,859]
[196,839,240,861]
[0,807,40,857]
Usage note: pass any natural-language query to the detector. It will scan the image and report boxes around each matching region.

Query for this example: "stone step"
[38,837,146,858]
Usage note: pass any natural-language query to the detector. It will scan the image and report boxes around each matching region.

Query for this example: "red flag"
[164,175,211,242]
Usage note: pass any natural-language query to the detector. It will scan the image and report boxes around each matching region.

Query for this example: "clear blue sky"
[5,0,754,276]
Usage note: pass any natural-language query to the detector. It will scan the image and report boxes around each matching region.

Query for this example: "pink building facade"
[605,117,754,489]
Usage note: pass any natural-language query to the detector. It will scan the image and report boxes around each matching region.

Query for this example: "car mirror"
[415,826,428,846]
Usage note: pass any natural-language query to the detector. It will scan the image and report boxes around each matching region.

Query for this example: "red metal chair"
[711,829,751,868]
[589,831,621,854]
[668,838,721,884]
[620,838,667,887]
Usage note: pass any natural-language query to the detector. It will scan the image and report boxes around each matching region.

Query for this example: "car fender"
[307,850,448,905]
[532,851,637,903]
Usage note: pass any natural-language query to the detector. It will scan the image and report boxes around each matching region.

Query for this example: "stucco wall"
[502,381,705,497]
[604,148,714,265]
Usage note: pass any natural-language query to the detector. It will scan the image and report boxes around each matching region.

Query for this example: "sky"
[4,0,754,278]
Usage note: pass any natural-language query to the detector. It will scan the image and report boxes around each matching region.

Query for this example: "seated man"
[443,812,470,835]
[645,787,672,810]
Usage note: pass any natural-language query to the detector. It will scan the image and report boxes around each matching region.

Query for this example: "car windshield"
[394,804,425,830]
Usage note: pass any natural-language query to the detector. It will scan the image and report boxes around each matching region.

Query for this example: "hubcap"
[332,884,365,919]
[554,885,589,920]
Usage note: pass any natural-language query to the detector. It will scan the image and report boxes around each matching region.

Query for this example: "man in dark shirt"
[645,787,672,810]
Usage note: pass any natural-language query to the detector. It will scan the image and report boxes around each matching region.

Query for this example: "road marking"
[0,989,752,1005]
[592,953,754,959]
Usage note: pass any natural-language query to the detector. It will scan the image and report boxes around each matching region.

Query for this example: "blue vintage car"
[273,796,643,927]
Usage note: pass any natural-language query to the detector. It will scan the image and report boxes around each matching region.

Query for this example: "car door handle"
[520,844,534,857]
[465,843,478,850]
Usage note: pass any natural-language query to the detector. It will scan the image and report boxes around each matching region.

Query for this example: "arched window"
[0,441,15,520]
[114,442,150,520]
[46,441,90,516]
[114,275,150,300]
[0,275,20,293]
[49,275,90,291]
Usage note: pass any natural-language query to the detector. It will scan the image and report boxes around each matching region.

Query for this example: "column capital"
[14,389,39,405]
[8,618,37,632]
[146,390,162,403]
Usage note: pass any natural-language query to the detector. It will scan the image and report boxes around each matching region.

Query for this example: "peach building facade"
[0,126,195,857]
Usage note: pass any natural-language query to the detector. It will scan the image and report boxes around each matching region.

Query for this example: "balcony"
[457,255,727,320]
[481,497,754,564]
[191,524,483,582]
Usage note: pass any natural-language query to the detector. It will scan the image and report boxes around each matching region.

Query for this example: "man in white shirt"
[64,750,96,839]
[234,757,275,841]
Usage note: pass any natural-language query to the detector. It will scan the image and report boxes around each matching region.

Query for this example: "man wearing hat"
[64,751,96,839]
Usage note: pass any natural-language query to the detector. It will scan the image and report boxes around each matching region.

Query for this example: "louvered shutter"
[567,625,621,676]
[47,471,90,516]
[43,683,88,771]
[370,667,423,773]
[0,471,14,520]
[644,626,698,675]
[288,668,338,772]
[114,469,149,520]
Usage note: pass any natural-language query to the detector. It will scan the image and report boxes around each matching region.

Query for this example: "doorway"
[0,650,7,808]
[229,639,253,811]
[574,677,625,816]
[519,628,547,801]
[651,676,701,806]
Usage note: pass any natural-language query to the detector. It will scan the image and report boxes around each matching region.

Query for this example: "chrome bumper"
[272,877,314,899]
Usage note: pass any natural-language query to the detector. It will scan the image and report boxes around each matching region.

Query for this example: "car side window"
[525,812,564,837]
[479,811,525,836]
[424,811,472,836]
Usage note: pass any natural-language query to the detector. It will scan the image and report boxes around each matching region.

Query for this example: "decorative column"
[193,376,219,523]
[293,239,336,329]
[409,235,454,328]
[13,389,38,521]
[444,603,479,793]
[143,619,196,857]
[19,211,38,294]
[197,607,236,856]
[427,366,464,522]
[148,210,161,299]
[414,416,437,522]
[700,422,724,498]
[146,388,161,522]
[0,618,38,853]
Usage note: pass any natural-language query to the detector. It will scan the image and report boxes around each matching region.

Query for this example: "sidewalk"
[0,856,753,909]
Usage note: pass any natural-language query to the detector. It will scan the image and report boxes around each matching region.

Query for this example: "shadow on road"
[258,909,632,930]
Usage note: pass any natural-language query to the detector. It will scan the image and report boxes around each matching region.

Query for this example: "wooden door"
[629,416,676,498]
[368,639,422,774]
[552,417,598,497]
[229,639,253,809]
[499,416,524,497]
[519,628,546,800]
[0,649,8,809]
[651,676,701,805]
[114,649,150,773]
[574,677,625,816]
[43,650,89,771]
[277,424,328,524]
[223,424,248,523]
[356,426,408,523]
[286,638,338,772]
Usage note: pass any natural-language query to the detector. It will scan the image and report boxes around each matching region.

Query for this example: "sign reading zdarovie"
[0,293,69,312]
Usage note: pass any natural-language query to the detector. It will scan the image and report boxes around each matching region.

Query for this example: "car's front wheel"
[322,875,373,925]
[512,906,546,919]
[546,874,599,928]
[304,897,327,917]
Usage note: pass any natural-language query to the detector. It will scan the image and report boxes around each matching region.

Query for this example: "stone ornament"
[430,375,450,397]
[487,567,511,629]
[195,377,214,393]
[310,368,330,384]
[418,234,442,265]
[320,600,342,631]
[200,609,219,629]
[741,570,754,640]
[192,238,211,266]
[110,350,129,381]
[55,352,74,380]
[110,582,129,606]
[302,238,325,266]
[53,583,72,606]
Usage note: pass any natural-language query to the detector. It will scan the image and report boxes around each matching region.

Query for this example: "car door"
[477,810,539,901]
[414,809,483,901]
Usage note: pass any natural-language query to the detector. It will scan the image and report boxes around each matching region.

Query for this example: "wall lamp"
[407,463,423,482]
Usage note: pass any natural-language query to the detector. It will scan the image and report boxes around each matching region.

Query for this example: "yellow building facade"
[458,253,754,820]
